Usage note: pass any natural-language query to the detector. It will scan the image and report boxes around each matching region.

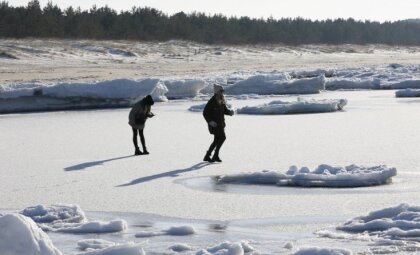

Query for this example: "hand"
[148,112,155,118]
[229,110,235,116]
[208,121,217,127]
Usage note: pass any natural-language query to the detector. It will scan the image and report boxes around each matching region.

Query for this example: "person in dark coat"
[203,84,234,162]
[128,95,155,155]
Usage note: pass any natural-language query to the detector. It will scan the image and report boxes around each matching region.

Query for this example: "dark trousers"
[132,128,146,150]
[207,128,226,156]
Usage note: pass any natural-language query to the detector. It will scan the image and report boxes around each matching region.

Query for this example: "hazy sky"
[7,0,420,22]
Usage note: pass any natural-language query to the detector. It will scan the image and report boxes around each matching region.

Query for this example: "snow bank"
[217,164,396,188]
[0,213,62,255]
[293,247,352,255]
[236,98,346,115]
[188,103,233,112]
[196,241,255,255]
[21,204,127,234]
[164,79,206,99]
[135,225,196,238]
[225,74,325,95]
[79,243,145,255]
[395,89,420,97]
[338,204,420,238]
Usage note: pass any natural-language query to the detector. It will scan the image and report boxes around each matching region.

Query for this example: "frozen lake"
[1,90,420,254]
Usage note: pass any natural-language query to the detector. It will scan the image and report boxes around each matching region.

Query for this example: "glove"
[208,121,217,127]
[229,110,235,116]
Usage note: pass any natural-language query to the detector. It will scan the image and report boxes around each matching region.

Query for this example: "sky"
[6,0,420,22]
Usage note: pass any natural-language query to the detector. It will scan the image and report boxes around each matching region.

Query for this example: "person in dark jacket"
[203,84,234,162]
[128,95,155,155]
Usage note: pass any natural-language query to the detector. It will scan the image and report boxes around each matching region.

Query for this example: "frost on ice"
[217,164,397,188]
[21,204,127,234]
[0,213,62,255]
[236,98,347,115]
[395,89,420,97]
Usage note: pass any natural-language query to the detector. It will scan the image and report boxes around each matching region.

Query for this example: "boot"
[135,147,143,156]
[203,151,213,162]
[142,147,149,155]
[212,154,222,163]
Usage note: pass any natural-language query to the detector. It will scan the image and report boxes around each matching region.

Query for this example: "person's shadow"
[64,155,135,171]
[117,162,211,187]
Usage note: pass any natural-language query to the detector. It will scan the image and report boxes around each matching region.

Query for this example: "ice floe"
[236,98,347,115]
[395,89,420,97]
[21,204,127,234]
[224,74,325,95]
[0,213,62,255]
[164,79,206,99]
[293,247,352,255]
[217,164,397,187]
[135,225,196,238]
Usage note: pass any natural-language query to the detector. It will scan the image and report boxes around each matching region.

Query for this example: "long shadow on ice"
[117,162,211,187]
[64,155,134,171]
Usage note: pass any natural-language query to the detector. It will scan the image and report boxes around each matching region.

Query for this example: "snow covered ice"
[395,89,420,97]
[217,164,396,187]
[236,98,347,115]
[3,40,420,254]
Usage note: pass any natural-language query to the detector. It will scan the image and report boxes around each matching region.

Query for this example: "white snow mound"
[21,204,127,234]
[217,164,397,188]
[0,213,62,255]
[236,98,347,115]
[78,239,116,251]
[196,241,255,255]
[78,243,145,255]
[338,203,420,239]
[164,79,206,99]
[135,225,196,238]
[395,89,420,97]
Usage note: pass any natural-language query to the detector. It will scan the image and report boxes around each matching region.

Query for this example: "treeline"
[1,0,420,45]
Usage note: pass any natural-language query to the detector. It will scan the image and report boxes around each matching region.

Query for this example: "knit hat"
[144,95,154,105]
[213,84,224,94]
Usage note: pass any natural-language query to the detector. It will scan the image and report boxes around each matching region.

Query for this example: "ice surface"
[0,213,62,255]
[135,225,195,238]
[217,164,396,187]
[21,204,126,234]
[293,247,352,255]
[236,98,347,115]
[225,74,325,95]
[395,89,420,97]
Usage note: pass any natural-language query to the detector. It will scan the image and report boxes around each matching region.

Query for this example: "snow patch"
[0,213,62,255]
[78,239,116,251]
[168,243,193,252]
[236,98,346,115]
[78,243,145,255]
[217,164,396,188]
[197,241,255,255]
[293,247,352,255]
